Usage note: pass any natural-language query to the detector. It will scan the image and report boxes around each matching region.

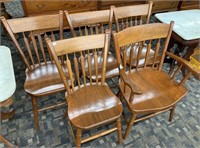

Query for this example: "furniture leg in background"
[0,0,12,19]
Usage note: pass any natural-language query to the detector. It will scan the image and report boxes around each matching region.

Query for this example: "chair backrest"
[61,8,113,38]
[112,22,174,72]
[113,2,153,32]
[60,8,119,80]
[1,14,63,70]
[46,31,111,94]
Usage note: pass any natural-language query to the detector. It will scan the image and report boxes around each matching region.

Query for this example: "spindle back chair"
[113,2,158,68]
[60,8,119,82]
[47,31,123,147]
[1,14,68,130]
[113,22,200,139]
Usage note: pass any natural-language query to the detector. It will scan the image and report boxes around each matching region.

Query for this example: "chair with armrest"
[1,14,69,130]
[60,8,119,83]
[113,2,159,69]
[112,22,200,139]
[46,30,123,147]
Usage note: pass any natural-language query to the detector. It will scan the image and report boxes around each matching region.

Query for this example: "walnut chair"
[60,8,119,83]
[1,14,69,130]
[112,22,200,139]
[46,30,123,147]
[113,1,159,68]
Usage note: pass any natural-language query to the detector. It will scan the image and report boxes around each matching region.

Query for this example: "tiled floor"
[1,1,200,147]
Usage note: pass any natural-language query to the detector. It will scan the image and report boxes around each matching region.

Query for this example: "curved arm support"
[120,69,143,95]
[166,51,200,80]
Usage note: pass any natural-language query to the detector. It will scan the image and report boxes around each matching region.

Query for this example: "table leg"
[0,109,15,120]
[0,96,15,120]
[164,38,176,64]
[167,39,184,74]
[0,2,12,19]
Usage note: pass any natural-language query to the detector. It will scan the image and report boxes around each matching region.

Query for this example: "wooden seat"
[112,22,200,139]
[1,14,69,130]
[24,62,69,96]
[46,31,123,147]
[60,8,119,81]
[113,2,159,67]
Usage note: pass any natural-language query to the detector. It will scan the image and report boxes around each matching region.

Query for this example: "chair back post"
[46,38,71,94]
[158,21,174,71]
[112,31,122,69]
[113,7,120,32]
[101,29,111,85]
[147,1,153,24]
[59,10,64,40]
[64,10,77,37]
[108,5,114,31]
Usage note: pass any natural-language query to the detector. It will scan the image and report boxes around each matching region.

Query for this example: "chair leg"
[0,135,16,147]
[116,118,122,144]
[169,106,176,122]
[116,90,123,102]
[76,128,82,148]
[124,114,136,139]
[63,109,68,119]
[31,96,39,130]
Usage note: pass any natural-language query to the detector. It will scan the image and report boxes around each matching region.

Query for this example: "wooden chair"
[1,14,69,130]
[112,22,200,139]
[113,2,158,68]
[46,31,123,147]
[60,8,119,82]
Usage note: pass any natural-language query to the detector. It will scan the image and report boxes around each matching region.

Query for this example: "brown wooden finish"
[62,8,119,81]
[99,0,145,10]
[150,0,179,13]
[21,0,181,16]
[0,14,70,130]
[0,97,15,120]
[46,32,123,147]
[112,22,200,139]
[177,0,199,10]
[22,0,98,16]
[113,2,159,68]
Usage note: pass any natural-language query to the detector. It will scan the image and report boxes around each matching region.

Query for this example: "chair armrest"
[166,51,200,79]
[120,70,142,94]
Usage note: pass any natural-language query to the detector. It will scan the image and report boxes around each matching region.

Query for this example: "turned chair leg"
[31,96,39,130]
[76,128,82,148]
[124,114,136,139]
[116,118,122,144]
[169,106,176,122]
